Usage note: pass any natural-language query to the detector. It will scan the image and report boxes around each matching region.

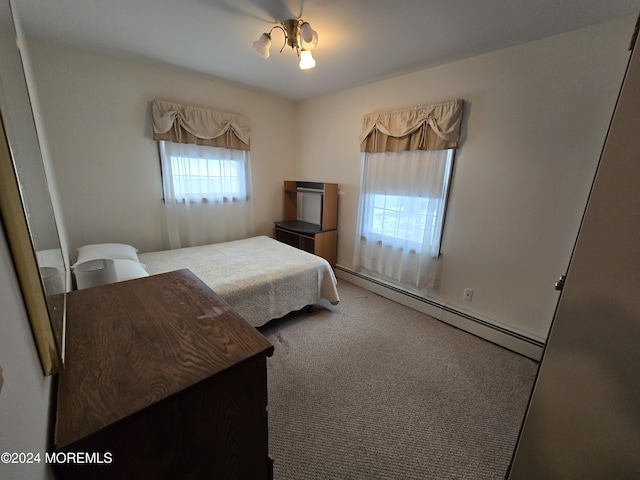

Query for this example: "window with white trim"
[354,148,454,289]
[159,141,251,204]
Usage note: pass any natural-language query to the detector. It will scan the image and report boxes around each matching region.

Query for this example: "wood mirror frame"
[0,0,66,375]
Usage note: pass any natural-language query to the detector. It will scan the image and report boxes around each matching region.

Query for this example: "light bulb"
[299,50,316,70]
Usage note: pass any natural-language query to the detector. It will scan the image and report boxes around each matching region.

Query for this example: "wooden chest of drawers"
[54,269,274,480]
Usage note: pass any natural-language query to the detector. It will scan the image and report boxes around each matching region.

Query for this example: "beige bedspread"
[138,236,339,327]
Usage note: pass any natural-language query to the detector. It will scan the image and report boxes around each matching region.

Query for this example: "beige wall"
[0,226,54,480]
[296,16,635,341]
[28,38,298,255]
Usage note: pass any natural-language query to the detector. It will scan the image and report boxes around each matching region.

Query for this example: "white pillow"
[74,243,139,266]
[112,259,149,282]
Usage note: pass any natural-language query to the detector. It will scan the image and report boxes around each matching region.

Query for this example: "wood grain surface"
[55,269,273,449]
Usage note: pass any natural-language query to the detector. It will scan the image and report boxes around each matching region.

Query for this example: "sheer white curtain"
[354,149,453,290]
[355,99,463,290]
[159,141,253,249]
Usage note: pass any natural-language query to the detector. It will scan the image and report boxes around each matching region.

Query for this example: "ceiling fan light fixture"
[253,19,318,70]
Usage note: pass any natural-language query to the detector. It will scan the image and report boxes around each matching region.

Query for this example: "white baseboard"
[335,265,544,361]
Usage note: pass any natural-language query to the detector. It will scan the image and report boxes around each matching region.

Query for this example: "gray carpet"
[260,280,539,480]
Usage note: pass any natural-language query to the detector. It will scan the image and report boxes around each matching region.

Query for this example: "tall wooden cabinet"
[274,181,338,267]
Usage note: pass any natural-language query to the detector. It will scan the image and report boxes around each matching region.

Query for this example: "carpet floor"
[259,280,539,480]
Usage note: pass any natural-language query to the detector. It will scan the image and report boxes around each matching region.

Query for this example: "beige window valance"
[152,99,250,151]
[360,98,464,153]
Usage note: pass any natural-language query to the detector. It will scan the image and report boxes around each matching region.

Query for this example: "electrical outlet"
[463,288,473,302]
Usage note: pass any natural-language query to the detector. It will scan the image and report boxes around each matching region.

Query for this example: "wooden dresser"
[53,269,274,480]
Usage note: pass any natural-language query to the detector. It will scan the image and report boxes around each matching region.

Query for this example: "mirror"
[0,0,66,375]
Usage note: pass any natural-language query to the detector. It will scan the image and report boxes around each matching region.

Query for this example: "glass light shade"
[299,22,318,50]
[299,50,316,70]
[253,33,272,58]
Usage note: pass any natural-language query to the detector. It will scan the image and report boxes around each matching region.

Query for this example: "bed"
[136,236,340,327]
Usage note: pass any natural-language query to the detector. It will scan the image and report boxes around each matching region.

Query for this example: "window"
[159,141,251,204]
[365,194,442,249]
[354,148,454,289]
[356,99,462,289]
[152,100,253,248]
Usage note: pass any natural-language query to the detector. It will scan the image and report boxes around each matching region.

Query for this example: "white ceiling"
[15,0,640,101]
